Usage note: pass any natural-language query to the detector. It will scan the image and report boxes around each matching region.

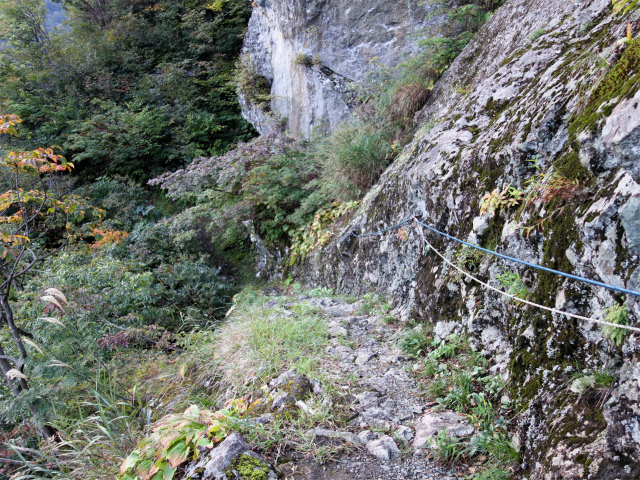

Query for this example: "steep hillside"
[271,0,640,478]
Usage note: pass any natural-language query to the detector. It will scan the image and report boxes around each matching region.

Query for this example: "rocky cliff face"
[240,0,439,135]
[242,0,640,478]
[286,1,639,478]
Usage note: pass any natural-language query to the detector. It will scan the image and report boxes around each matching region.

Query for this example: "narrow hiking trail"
[246,294,476,480]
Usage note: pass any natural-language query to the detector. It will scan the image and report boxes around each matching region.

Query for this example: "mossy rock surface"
[228,454,271,480]
[282,374,313,400]
[569,38,640,136]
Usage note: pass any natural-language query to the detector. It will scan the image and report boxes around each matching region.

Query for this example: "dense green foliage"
[0,176,231,429]
[0,0,255,181]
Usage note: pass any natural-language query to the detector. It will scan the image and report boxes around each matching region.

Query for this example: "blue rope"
[352,217,413,237]
[413,217,640,298]
[307,214,640,298]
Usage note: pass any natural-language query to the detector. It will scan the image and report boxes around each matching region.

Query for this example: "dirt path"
[272,295,469,480]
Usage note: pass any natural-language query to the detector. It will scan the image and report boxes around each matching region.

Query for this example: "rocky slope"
[240,0,640,478]
[182,294,481,480]
[287,1,640,478]
[240,0,440,135]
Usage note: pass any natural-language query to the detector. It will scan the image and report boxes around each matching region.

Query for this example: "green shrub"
[400,328,432,357]
[235,56,272,111]
[0,244,230,426]
[467,431,520,465]
[294,53,313,67]
[119,402,254,480]
[0,0,255,181]
[433,430,466,464]
[74,176,160,231]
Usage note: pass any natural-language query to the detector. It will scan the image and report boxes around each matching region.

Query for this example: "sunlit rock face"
[240,0,440,135]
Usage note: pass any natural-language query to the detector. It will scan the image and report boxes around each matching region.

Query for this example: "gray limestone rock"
[395,425,415,443]
[307,427,363,445]
[358,430,377,443]
[366,435,401,462]
[355,391,381,409]
[240,0,441,135]
[328,324,348,337]
[413,412,475,449]
[355,350,377,366]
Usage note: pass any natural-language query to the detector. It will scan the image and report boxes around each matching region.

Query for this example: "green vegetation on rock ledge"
[569,36,640,136]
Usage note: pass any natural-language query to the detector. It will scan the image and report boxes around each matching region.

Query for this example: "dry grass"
[388,82,432,125]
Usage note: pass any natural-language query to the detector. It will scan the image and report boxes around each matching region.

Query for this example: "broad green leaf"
[120,452,139,474]
[163,464,177,480]
[166,441,190,469]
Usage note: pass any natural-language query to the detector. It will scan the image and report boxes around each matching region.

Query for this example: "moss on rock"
[569,38,640,136]
[228,454,271,480]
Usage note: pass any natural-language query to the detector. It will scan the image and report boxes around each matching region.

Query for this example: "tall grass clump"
[312,122,394,201]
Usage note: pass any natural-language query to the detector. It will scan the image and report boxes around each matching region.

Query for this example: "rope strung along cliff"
[306,216,640,335]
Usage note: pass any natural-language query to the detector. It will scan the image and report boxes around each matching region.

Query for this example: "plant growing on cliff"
[235,56,272,112]
[496,271,532,303]
[479,185,523,215]
[454,246,487,282]
[601,303,629,346]
[315,122,394,201]
[570,33,640,135]
[294,53,314,67]
[613,0,639,15]
[479,161,584,237]
[289,200,359,261]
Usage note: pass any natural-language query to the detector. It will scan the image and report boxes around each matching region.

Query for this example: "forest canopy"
[0,0,256,181]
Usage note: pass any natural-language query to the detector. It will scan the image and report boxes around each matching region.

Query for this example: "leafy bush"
[294,53,314,67]
[0,0,256,181]
[67,101,174,182]
[119,401,256,480]
[400,327,432,357]
[307,287,334,298]
[433,430,466,464]
[411,333,518,475]
[0,243,230,427]
[235,56,272,111]
[74,176,161,231]
[315,122,394,201]
[290,201,359,260]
